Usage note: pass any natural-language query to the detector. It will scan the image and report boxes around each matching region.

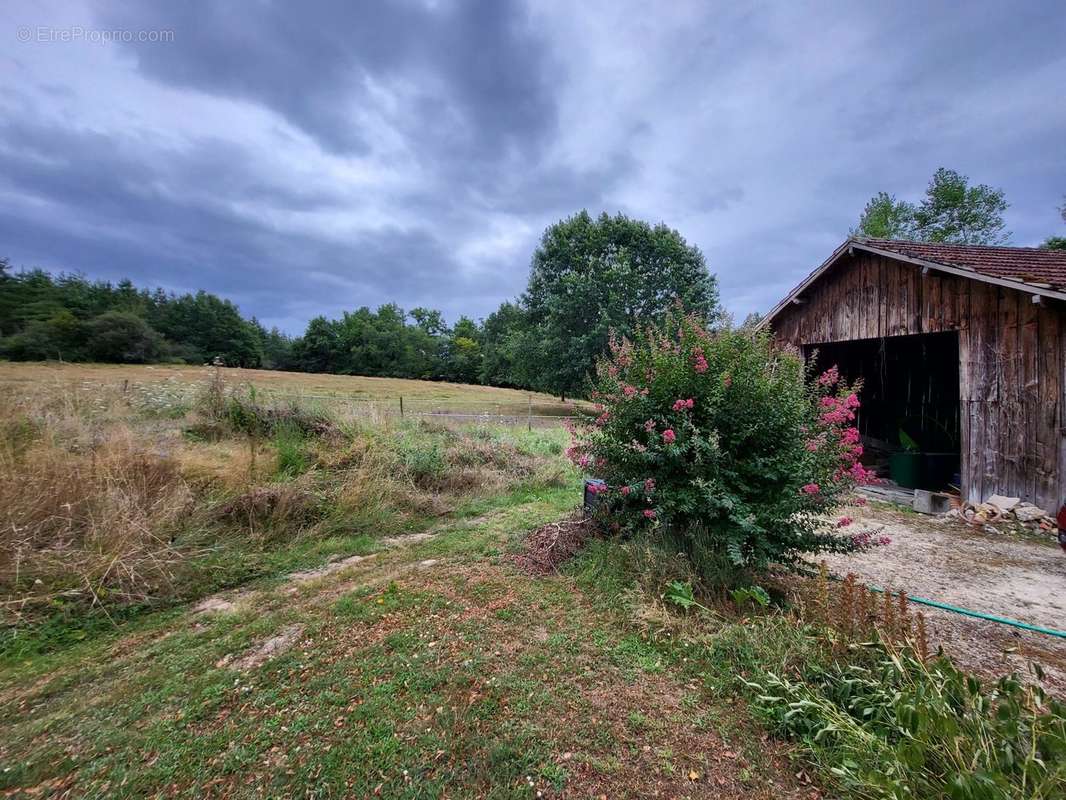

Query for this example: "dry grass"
[0,361,575,407]
[0,366,575,628]
[0,427,195,622]
[790,563,929,660]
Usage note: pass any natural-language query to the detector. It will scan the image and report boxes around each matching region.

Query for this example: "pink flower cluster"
[671,398,695,412]
[644,419,657,432]
[565,445,589,468]
[623,384,638,398]
[801,483,820,495]
[817,366,839,386]
[847,462,877,484]
[850,530,892,549]
[586,481,607,495]
[644,478,656,494]
[692,348,708,374]
[819,395,856,426]
[662,428,676,443]
[836,516,853,528]
[643,509,657,519]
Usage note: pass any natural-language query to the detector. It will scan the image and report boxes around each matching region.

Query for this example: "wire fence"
[243,390,586,429]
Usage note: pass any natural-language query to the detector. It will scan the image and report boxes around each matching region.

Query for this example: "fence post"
[528,395,532,431]
[399,396,404,418]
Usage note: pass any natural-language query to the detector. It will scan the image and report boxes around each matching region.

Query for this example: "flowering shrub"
[568,313,878,574]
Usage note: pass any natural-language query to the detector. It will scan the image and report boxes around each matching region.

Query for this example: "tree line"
[0,264,282,368]
[0,211,720,399]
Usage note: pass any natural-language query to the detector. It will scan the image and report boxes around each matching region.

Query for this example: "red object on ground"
[1057,505,1066,552]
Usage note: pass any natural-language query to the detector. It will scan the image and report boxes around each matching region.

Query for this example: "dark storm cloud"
[0,117,486,329]
[1,0,1064,332]
[97,0,557,166]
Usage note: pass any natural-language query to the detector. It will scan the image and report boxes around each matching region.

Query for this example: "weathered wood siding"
[771,250,1065,511]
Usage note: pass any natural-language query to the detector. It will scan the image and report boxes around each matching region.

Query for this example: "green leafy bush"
[568,312,877,575]
[745,646,1066,799]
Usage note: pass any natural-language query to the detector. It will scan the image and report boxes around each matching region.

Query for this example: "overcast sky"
[2,1,1064,334]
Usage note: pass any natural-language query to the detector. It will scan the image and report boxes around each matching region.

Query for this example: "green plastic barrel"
[888,452,923,489]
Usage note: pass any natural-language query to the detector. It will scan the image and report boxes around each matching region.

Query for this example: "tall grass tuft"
[0,428,193,623]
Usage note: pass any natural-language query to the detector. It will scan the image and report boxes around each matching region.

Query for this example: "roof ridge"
[854,237,1063,255]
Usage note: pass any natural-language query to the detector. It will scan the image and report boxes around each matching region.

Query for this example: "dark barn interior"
[807,331,961,492]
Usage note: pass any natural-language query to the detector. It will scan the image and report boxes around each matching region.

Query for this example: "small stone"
[986,494,1020,514]
[1013,503,1048,523]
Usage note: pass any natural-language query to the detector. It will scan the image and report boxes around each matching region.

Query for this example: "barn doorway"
[807,331,961,492]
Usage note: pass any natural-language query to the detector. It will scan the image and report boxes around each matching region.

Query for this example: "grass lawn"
[0,483,807,799]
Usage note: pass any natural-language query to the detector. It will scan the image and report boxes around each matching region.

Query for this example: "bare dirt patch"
[822,503,1066,690]
[217,624,305,671]
[286,553,376,585]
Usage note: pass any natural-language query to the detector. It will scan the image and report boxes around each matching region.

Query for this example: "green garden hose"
[859,581,1066,640]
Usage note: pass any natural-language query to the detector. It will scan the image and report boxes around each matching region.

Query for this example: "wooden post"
[399,396,404,418]
[528,395,533,431]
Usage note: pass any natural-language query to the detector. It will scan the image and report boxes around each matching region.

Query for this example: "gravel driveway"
[821,502,1066,693]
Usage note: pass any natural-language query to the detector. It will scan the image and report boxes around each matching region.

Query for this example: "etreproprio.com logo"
[17,26,174,44]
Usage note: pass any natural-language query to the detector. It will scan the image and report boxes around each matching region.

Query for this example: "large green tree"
[519,211,719,399]
[853,168,1010,245]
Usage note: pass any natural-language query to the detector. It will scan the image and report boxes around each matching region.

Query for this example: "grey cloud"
[1,0,1063,331]
[96,0,558,168]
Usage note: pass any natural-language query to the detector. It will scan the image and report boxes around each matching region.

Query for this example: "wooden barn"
[762,238,1066,513]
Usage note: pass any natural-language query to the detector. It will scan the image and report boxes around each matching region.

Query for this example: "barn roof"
[762,238,1066,326]
[859,239,1066,289]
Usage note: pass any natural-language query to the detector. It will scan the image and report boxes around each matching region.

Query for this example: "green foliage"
[852,191,916,239]
[273,423,310,479]
[571,313,872,578]
[854,168,1011,245]
[1042,236,1066,251]
[0,268,263,366]
[288,305,484,383]
[729,585,770,609]
[86,311,162,363]
[396,435,447,483]
[479,302,528,386]
[519,210,720,399]
[913,167,1010,245]
[744,645,1066,799]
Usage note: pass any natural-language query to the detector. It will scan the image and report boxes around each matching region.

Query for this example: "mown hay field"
[0,362,579,415]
